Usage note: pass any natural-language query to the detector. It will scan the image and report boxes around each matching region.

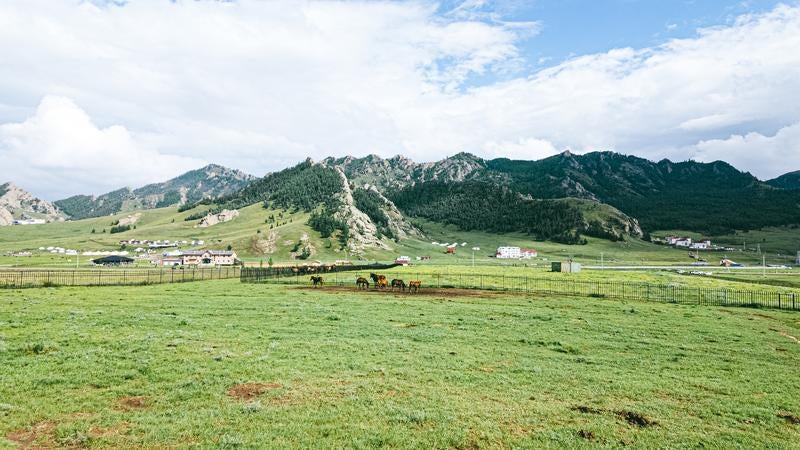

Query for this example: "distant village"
[656,235,738,252]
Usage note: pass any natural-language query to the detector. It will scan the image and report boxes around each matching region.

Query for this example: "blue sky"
[443,0,787,84]
[1,0,799,198]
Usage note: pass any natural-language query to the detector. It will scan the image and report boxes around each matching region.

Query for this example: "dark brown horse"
[356,277,370,289]
[310,275,323,287]
[390,279,406,291]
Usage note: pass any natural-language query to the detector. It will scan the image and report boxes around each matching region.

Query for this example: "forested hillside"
[486,152,800,234]
[767,171,800,190]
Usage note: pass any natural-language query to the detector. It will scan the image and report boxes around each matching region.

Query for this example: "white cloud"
[690,122,800,179]
[0,96,203,199]
[0,0,799,198]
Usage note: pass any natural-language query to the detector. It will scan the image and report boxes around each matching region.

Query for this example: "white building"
[496,247,522,258]
[674,238,693,247]
[12,218,46,225]
[520,249,538,258]
[395,256,411,266]
[690,240,712,250]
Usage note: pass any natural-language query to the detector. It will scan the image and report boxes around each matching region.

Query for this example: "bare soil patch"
[618,410,657,427]
[778,411,800,424]
[296,285,505,299]
[577,429,596,441]
[227,382,281,401]
[6,421,57,449]
[117,396,149,410]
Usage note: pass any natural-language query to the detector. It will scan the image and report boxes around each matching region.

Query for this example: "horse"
[370,273,388,289]
[390,279,406,291]
[408,280,421,293]
[310,275,323,287]
[356,277,370,289]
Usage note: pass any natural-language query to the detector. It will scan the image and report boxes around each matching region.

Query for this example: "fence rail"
[242,269,800,311]
[0,266,241,288]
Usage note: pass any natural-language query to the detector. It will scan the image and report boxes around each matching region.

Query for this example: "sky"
[0,0,798,199]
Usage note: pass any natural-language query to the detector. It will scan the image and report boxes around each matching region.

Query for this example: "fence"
[242,269,800,311]
[0,266,241,288]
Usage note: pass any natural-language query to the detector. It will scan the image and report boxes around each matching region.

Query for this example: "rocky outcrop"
[331,168,392,255]
[0,182,65,225]
[196,209,239,227]
[362,184,422,240]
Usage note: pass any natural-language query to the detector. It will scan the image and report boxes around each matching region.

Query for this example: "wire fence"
[242,269,800,311]
[0,266,241,288]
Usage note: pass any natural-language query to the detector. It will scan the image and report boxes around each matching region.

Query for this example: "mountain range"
[53,164,255,220]
[2,152,799,253]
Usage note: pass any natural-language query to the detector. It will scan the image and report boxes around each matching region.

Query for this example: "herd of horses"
[310,273,422,292]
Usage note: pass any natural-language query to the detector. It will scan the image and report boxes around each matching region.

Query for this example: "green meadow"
[2,280,799,448]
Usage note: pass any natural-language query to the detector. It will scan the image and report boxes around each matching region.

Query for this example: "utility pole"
[600,252,604,270]
[471,247,480,267]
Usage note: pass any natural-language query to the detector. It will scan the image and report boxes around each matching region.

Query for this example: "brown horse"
[310,275,323,287]
[370,273,388,289]
[356,277,370,289]
[390,279,406,291]
[408,280,421,293]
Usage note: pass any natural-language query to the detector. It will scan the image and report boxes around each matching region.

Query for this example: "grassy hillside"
[1,204,795,268]
[1,281,799,447]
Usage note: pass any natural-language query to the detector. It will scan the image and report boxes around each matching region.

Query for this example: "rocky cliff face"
[321,152,490,191]
[0,182,65,226]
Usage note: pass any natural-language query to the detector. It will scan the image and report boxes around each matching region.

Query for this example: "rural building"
[395,256,412,266]
[496,246,521,258]
[12,218,46,225]
[674,238,693,247]
[690,240,712,250]
[92,255,135,266]
[551,261,581,273]
[158,250,238,266]
[496,247,538,259]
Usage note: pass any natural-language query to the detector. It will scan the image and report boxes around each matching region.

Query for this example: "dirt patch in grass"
[6,421,57,449]
[227,382,281,401]
[572,405,603,414]
[777,411,800,424]
[618,410,657,427]
[117,396,150,410]
[577,429,596,441]
[296,285,505,299]
[88,422,130,438]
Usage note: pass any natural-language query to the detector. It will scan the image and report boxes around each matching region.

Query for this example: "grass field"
[2,280,799,448]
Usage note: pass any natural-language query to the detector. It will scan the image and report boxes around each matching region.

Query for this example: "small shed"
[551,260,581,273]
[92,255,135,266]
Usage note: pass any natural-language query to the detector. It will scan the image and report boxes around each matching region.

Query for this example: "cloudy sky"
[1,0,798,199]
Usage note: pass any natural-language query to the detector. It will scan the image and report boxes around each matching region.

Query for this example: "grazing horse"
[408,281,422,293]
[390,279,406,291]
[370,273,388,289]
[356,277,370,289]
[310,275,323,287]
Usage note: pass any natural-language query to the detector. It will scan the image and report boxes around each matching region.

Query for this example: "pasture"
[2,280,799,448]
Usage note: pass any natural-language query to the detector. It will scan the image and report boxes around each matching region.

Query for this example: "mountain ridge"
[54,164,255,219]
